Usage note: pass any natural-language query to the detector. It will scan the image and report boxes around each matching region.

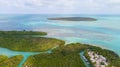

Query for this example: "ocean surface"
[0,14,120,56]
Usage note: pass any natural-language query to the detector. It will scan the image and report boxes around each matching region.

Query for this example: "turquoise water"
[0,47,51,67]
[0,47,39,66]
[80,52,90,67]
[0,14,120,66]
[0,14,120,55]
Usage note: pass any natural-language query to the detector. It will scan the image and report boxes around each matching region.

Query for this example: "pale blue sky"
[0,0,120,14]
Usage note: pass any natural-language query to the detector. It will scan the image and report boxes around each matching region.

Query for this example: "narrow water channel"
[80,51,91,67]
[0,47,52,67]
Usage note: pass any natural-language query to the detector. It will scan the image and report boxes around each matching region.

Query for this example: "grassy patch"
[0,55,8,63]
[0,36,65,52]
[22,43,89,67]
[0,55,23,67]
[23,53,85,67]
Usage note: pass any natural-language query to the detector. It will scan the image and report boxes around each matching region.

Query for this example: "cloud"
[0,0,120,14]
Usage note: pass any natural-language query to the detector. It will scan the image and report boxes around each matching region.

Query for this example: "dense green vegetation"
[84,46,120,67]
[0,30,47,35]
[0,36,65,52]
[0,55,23,67]
[0,31,119,67]
[0,55,8,63]
[0,31,65,52]
[23,43,88,67]
[53,43,89,54]
[23,53,86,67]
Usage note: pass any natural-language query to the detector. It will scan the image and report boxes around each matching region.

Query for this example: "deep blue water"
[0,14,120,56]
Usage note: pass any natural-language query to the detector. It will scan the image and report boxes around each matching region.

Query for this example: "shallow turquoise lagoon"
[0,14,120,56]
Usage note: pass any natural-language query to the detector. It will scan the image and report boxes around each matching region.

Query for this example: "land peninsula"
[48,17,97,21]
[23,43,120,67]
[0,55,23,67]
[0,31,64,52]
[0,31,119,67]
[0,30,47,35]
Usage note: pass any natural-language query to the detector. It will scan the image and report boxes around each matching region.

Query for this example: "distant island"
[48,17,97,21]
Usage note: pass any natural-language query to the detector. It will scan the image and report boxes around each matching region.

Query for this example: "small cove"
[0,47,52,67]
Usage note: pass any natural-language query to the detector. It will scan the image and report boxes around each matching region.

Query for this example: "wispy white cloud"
[0,0,120,14]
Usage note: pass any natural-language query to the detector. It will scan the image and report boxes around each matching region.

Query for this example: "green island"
[48,17,97,21]
[0,31,119,67]
[0,55,23,67]
[0,30,47,36]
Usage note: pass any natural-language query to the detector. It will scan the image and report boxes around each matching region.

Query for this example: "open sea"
[0,14,120,56]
